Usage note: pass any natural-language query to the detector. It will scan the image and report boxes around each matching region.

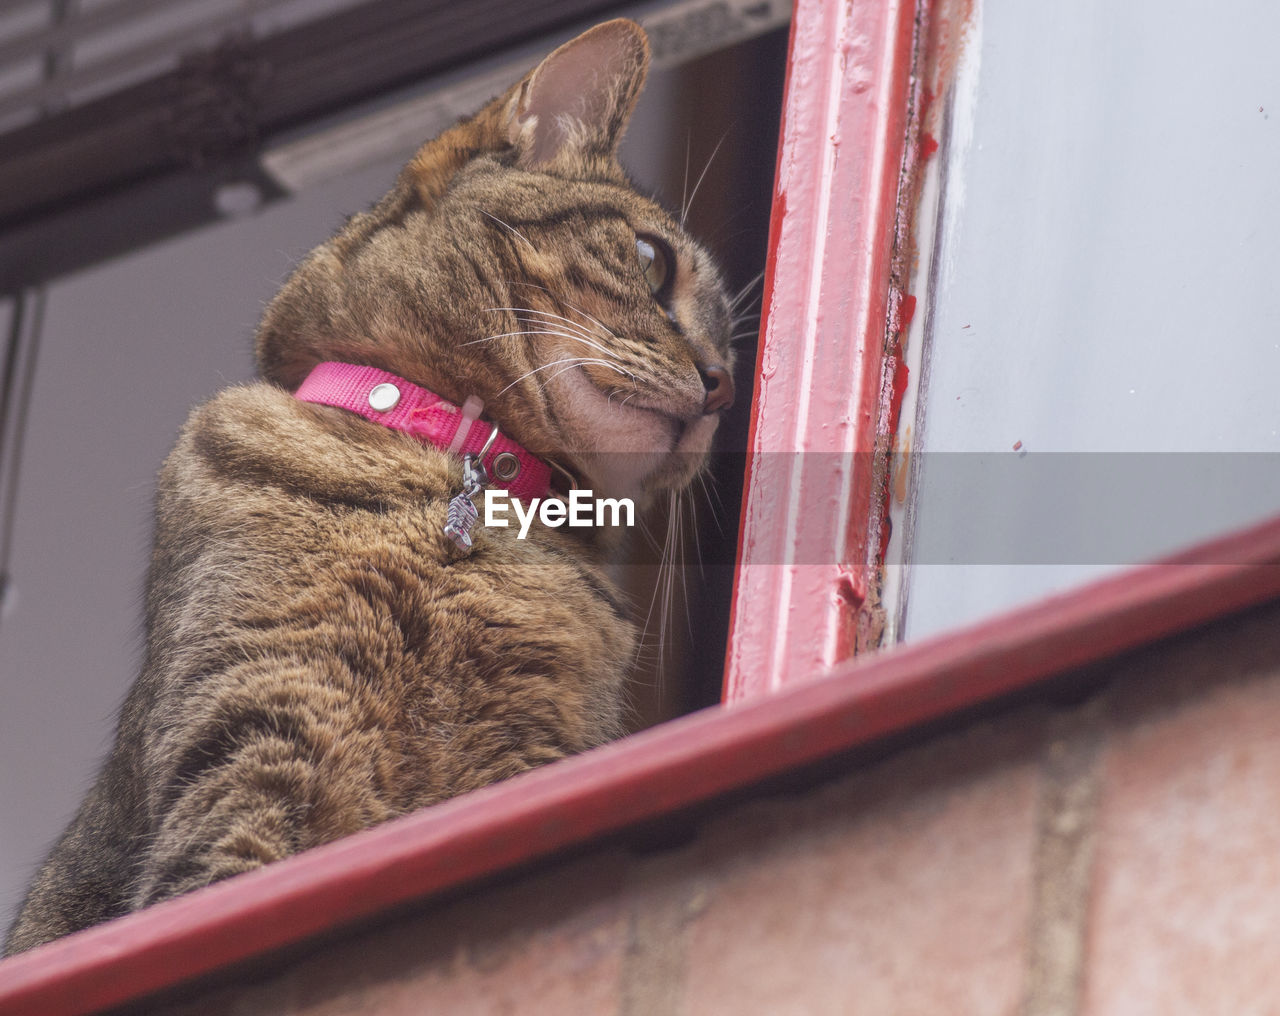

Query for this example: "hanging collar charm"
[443,426,499,552]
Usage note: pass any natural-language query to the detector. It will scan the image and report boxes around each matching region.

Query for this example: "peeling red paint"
[920,86,936,130]
[879,495,895,560]
[922,0,978,136]
[900,292,918,330]
[888,355,911,434]
[865,0,980,654]
[836,568,867,607]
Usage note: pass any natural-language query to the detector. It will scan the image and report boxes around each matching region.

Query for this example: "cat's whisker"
[499,356,591,394]
[661,494,677,643]
[555,299,622,344]
[729,269,766,313]
[541,340,635,380]
[480,210,536,252]
[648,529,669,671]
[635,515,662,556]
[498,356,631,396]
[541,361,626,386]
[681,130,729,228]
[662,489,686,651]
[477,305,631,366]
[467,326,630,372]
[512,312,606,348]
[683,498,696,626]
[485,306,603,347]
[465,328,568,350]
[509,311,621,356]
[505,282,624,343]
[633,542,664,675]
[679,487,704,590]
[695,471,727,539]
[680,131,691,229]
[516,319,613,356]
[637,490,681,678]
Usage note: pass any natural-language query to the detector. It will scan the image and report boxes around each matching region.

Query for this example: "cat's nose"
[699,365,735,414]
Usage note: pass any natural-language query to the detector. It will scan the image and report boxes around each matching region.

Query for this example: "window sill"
[3,513,1279,1016]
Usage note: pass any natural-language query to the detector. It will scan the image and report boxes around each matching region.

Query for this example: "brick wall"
[140,600,1280,1016]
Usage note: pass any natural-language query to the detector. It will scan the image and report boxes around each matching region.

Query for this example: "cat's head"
[255,19,734,504]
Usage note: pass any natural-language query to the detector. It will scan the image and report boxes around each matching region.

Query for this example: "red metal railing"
[3,513,1280,1016]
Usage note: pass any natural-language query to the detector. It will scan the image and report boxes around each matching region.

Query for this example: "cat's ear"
[505,19,650,169]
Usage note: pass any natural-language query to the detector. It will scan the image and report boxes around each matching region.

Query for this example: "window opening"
[0,0,788,931]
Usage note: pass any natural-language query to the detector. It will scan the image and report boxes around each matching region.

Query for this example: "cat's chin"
[547,366,717,504]
[644,413,719,491]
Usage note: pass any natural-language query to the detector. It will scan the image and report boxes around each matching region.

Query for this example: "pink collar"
[294,361,552,501]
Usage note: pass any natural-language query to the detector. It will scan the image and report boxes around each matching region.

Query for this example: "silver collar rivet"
[368,382,401,412]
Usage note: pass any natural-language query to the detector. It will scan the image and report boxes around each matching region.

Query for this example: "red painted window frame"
[4,2,1280,1013]
[723,0,918,699]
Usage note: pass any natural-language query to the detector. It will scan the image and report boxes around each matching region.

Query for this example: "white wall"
[894,0,1280,641]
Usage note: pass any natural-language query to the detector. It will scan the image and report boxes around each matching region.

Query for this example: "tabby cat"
[5,18,733,954]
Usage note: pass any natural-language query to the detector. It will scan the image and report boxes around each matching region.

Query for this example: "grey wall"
[0,154,403,922]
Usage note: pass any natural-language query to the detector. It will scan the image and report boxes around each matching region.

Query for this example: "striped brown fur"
[5,19,732,954]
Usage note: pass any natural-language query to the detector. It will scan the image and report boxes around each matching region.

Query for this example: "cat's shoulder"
[165,380,451,509]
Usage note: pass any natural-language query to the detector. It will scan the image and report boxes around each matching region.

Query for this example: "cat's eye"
[635,235,671,299]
